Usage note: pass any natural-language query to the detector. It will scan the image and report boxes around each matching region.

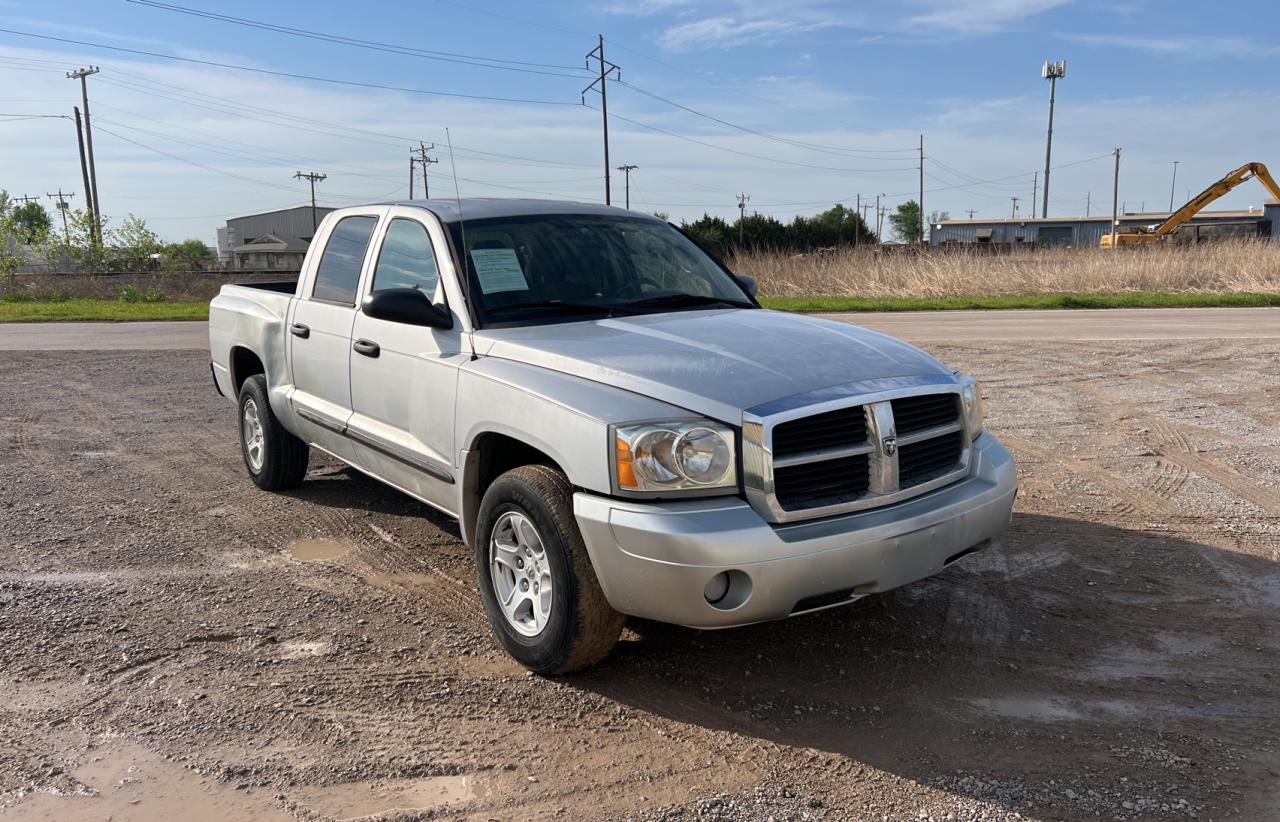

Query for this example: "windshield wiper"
[620,293,753,310]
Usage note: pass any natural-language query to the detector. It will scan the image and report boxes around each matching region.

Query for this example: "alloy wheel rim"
[489,511,553,637]
[242,398,265,472]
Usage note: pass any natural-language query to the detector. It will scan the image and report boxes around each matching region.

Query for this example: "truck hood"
[471,308,952,423]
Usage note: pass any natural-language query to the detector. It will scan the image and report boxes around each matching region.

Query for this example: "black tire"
[475,465,624,675]
[237,374,309,491]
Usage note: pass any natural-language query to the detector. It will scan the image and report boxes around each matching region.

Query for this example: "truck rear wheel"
[475,465,624,674]
[237,374,309,491]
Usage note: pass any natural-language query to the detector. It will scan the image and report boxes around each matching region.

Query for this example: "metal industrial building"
[930,203,1279,247]
[216,205,335,269]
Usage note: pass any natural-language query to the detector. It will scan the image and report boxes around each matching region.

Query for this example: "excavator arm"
[1152,162,1280,237]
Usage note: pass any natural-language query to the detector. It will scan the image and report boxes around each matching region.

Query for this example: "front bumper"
[574,434,1017,629]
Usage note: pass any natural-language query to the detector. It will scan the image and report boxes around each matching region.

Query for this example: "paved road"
[1,307,1278,350]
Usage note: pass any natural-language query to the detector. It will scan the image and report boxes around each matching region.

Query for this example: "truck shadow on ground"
[574,513,1280,818]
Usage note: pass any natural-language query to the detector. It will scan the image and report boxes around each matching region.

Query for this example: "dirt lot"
[2,334,1278,821]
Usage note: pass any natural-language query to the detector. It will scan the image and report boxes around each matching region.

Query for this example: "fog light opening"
[703,571,730,604]
[704,569,752,611]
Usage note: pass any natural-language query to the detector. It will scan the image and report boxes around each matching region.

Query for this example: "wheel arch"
[460,430,569,549]
[229,345,266,395]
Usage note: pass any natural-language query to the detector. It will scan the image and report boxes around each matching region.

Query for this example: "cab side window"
[311,215,378,304]
[371,219,443,303]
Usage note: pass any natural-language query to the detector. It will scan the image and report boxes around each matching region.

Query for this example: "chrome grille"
[772,407,867,457]
[743,380,973,523]
[891,393,961,435]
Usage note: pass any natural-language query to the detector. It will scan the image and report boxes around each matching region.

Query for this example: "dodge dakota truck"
[209,199,1017,674]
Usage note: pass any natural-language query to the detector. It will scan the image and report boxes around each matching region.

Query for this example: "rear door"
[347,208,467,514]
[289,210,383,459]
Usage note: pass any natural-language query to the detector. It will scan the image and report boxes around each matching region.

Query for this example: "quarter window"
[311,215,378,304]
[372,219,442,301]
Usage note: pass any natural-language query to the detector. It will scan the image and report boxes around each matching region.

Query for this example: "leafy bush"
[117,284,167,303]
[1,288,71,303]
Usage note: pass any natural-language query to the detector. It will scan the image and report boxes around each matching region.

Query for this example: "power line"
[0,28,579,106]
[91,71,598,169]
[125,0,594,78]
[584,103,918,174]
[92,123,307,194]
[618,80,917,160]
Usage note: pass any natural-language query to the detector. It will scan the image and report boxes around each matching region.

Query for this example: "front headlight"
[614,420,737,493]
[956,373,984,436]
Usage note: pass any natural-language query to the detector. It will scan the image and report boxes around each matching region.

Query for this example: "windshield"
[445,213,754,326]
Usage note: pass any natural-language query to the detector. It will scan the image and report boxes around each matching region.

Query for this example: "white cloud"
[904,0,1076,34]
[1060,32,1275,57]
[605,0,693,16]
[659,15,837,51]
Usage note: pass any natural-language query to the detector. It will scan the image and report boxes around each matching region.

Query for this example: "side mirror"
[734,274,758,298]
[362,288,453,329]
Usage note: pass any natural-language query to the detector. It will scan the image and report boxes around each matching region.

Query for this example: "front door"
[289,213,381,460]
[347,212,465,514]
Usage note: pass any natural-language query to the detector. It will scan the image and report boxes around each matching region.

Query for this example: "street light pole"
[1040,60,1066,219]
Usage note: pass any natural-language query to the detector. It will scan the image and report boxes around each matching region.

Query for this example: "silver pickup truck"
[210,199,1017,674]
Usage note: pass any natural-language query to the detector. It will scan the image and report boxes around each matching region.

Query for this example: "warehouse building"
[930,204,1278,247]
[217,205,335,270]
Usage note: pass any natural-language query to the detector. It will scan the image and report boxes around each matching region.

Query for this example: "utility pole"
[411,143,438,199]
[46,190,74,243]
[874,194,882,240]
[854,193,861,247]
[73,107,94,236]
[67,67,101,243]
[582,35,620,206]
[966,209,977,220]
[736,192,749,246]
[1168,160,1179,212]
[1041,60,1066,219]
[617,164,637,209]
[918,134,925,243]
[1086,191,1091,217]
[1110,147,1121,246]
[294,171,327,234]
[13,194,40,205]
[1011,197,1019,219]
[1031,172,1038,216]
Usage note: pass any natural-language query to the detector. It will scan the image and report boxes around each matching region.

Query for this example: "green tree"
[41,208,106,272]
[161,238,213,271]
[889,200,923,243]
[0,211,26,291]
[11,201,51,244]
[111,214,162,272]
[681,213,733,258]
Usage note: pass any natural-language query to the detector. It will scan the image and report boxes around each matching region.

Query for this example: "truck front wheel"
[475,465,624,674]
[237,374,309,491]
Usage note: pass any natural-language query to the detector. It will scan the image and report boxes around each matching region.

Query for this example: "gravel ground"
[1,338,1278,821]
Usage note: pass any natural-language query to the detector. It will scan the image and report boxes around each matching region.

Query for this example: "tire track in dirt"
[1074,381,1280,518]
[999,433,1178,522]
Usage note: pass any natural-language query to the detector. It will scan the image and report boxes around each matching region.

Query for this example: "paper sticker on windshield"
[470,248,528,294]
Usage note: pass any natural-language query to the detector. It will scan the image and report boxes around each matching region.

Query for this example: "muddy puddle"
[292,774,480,819]
[287,538,351,561]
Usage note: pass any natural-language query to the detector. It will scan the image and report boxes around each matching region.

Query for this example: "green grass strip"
[0,300,210,322]
[760,292,1280,312]
[1,292,1278,322]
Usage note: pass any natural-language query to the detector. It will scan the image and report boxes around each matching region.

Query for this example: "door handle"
[290,323,310,339]
[353,339,380,358]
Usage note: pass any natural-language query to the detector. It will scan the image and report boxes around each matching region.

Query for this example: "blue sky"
[2,0,1278,241]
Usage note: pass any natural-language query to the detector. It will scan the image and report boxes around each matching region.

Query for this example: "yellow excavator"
[1101,161,1280,247]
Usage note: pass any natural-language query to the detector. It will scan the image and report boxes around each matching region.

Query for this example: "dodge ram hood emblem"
[882,435,897,456]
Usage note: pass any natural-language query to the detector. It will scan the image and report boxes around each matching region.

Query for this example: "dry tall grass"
[731,240,1280,298]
